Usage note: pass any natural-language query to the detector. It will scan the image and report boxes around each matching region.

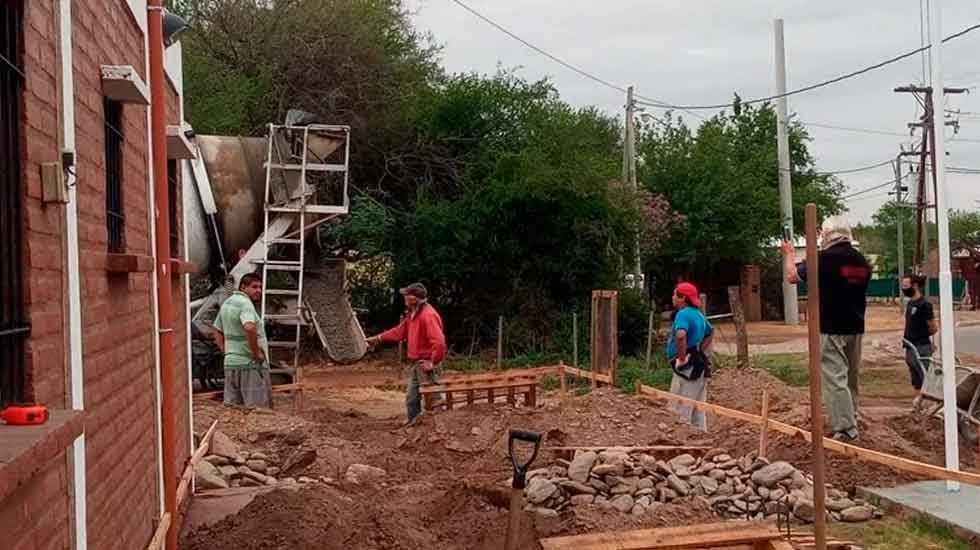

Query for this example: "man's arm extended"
[781,240,801,284]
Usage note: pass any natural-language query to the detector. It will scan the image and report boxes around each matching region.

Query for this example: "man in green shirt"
[213,273,272,407]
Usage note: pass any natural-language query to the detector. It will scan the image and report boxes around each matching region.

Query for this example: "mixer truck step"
[267,204,348,215]
[265,313,302,321]
[264,162,347,172]
[264,289,300,296]
[268,340,299,349]
[267,238,302,245]
[258,260,303,271]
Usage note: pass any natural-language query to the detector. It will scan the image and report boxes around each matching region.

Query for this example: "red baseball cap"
[674,282,701,308]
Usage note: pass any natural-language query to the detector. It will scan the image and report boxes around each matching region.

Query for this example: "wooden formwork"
[539,521,792,550]
[591,290,618,386]
[419,367,559,411]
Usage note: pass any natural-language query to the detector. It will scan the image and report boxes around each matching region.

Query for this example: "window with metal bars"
[168,159,179,253]
[104,97,125,252]
[0,2,28,404]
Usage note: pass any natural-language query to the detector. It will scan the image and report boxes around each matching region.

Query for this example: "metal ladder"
[259,123,351,368]
[259,124,312,369]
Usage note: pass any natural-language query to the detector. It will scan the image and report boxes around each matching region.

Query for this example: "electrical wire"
[815,159,894,175]
[451,0,980,119]
[841,172,911,200]
[634,22,980,111]
[801,122,909,137]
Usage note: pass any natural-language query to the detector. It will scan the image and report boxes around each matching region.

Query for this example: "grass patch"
[616,356,674,392]
[827,516,973,550]
[751,353,809,386]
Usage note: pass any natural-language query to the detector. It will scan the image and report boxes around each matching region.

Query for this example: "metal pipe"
[59,0,87,547]
[147,3,178,549]
[804,204,827,550]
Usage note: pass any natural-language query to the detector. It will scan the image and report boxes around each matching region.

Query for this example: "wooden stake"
[759,389,770,458]
[294,367,305,414]
[634,379,642,395]
[572,313,579,370]
[805,203,827,550]
[146,512,171,550]
[728,285,749,367]
[645,309,654,369]
[497,315,504,367]
[559,362,567,396]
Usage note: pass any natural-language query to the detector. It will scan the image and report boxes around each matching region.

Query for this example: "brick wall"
[72,3,161,548]
[166,79,191,465]
[0,1,73,548]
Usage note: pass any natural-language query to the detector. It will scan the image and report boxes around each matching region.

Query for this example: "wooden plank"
[528,384,537,407]
[635,384,980,486]
[766,541,794,550]
[441,366,558,382]
[176,420,219,507]
[759,389,770,459]
[420,380,536,395]
[446,391,454,410]
[145,512,171,550]
[563,364,612,386]
[545,445,712,453]
[559,363,567,396]
[539,522,781,550]
[467,389,475,406]
[508,386,516,405]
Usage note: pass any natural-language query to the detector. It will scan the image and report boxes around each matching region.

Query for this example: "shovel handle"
[508,429,542,489]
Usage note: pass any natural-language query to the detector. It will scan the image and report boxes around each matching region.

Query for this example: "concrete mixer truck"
[184,113,367,387]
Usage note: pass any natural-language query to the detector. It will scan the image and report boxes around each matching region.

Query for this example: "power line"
[816,159,895,175]
[634,21,980,111]
[841,173,910,200]
[801,122,909,137]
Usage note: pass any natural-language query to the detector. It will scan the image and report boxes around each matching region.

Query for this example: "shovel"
[505,429,543,550]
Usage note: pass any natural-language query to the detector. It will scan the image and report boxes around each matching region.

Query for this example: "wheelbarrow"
[906,339,980,443]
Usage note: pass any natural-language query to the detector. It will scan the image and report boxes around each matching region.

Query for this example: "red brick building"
[1,2,194,549]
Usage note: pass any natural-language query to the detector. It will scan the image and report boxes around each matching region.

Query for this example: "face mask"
[902,287,916,298]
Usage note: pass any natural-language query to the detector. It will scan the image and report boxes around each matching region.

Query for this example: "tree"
[323,72,639,348]
[635,99,844,284]
[870,201,916,276]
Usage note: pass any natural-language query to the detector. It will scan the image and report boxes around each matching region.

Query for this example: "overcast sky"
[407,0,980,224]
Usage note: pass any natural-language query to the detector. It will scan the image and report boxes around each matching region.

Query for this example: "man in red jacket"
[367,283,447,425]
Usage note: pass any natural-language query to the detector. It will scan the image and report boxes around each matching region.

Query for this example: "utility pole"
[894,84,965,280]
[892,157,905,289]
[774,19,798,325]
[623,85,643,290]
[926,0,961,491]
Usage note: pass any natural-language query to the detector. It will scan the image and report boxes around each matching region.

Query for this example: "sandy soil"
[182,353,979,550]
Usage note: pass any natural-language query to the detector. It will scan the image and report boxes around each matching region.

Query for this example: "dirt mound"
[180,482,534,550]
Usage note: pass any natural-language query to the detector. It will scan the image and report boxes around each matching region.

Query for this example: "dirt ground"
[181,351,980,549]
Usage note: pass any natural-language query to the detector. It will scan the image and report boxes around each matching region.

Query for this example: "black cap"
[399,283,427,299]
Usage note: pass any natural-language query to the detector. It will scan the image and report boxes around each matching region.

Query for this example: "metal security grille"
[104,97,125,252]
[0,2,27,404]
[168,159,178,253]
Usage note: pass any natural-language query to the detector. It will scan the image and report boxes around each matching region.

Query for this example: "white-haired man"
[781,216,871,441]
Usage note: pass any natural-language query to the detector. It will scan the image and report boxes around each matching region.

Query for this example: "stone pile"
[522,449,881,524]
[194,430,321,490]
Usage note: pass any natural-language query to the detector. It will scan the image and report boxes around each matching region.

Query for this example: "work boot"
[832,429,858,442]
[402,416,420,428]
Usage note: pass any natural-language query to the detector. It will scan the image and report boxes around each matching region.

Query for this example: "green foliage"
[616,357,673,392]
[637,99,844,282]
[870,201,916,276]
[751,353,809,386]
[324,72,638,349]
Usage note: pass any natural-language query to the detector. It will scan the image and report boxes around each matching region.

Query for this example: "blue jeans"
[406,361,441,421]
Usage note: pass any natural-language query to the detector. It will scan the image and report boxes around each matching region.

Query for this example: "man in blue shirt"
[667,282,714,431]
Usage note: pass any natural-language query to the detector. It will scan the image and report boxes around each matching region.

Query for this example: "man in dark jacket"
[782,216,871,441]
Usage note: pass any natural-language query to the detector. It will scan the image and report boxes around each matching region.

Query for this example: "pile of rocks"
[194,430,320,490]
[522,449,881,524]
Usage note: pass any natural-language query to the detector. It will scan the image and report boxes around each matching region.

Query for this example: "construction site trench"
[179,357,980,550]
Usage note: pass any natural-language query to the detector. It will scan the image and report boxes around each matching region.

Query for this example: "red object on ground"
[0,404,50,425]
[378,303,448,364]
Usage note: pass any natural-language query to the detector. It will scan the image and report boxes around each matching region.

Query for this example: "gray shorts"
[224,364,272,408]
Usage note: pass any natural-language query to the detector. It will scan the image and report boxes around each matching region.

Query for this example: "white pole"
[927,0,961,492]
[774,19,799,325]
[60,0,88,547]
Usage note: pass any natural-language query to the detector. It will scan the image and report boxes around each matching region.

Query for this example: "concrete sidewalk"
[861,481,980,539]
